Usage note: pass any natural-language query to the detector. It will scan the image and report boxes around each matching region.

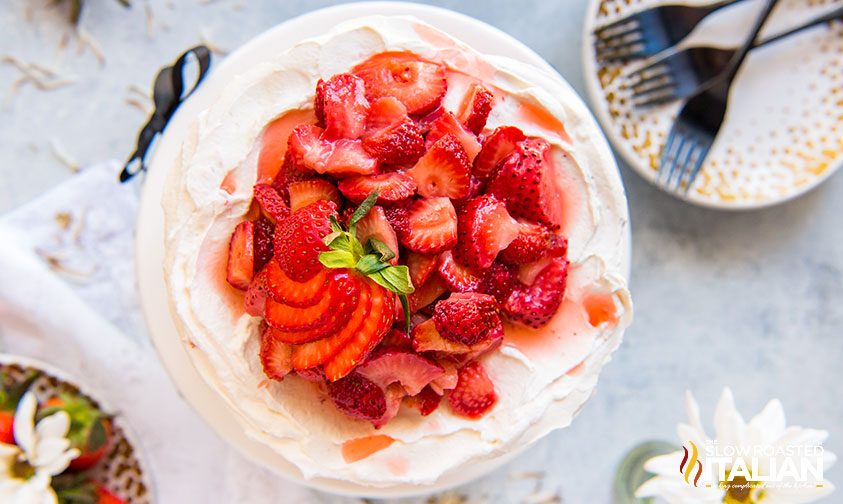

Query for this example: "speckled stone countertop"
[1,1,840,502]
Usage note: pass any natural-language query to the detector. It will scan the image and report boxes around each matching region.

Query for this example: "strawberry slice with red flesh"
[226,221,255,290]
[357,349,444,396]
[397,197,458,254]
[352,52,447,116]
[472,126,526,181]
[372,384,406,428]
[265,272,361,344]
[429,361,459,394]
[412,318,501,355]
[366,96,408,131]
[409,134,471,199]
[287,124,378,177]
[327,372,387,423]
[244,269,268,316]
[363,118,425,166]
[479,261,518,305]
[380,328,413,349]
[487,138,564,229]
[274,199,337,282]
[437,250,481,292]
[499,220,552,265]
[408,274,449,312]
[260,326,293,381]
[433,293,503,346]
[447,360,497,419]
[458,84,494,135]
[426,111,482,162]
[355,205,400,264]
[317,74,370,139]
[405,251,437,287]
[453,194,519,270]
[324,281,395,381]
[406,385,442,416]
[288,179,341,212]
[264,260,330,307]
[292,280,372,370]
[272,152,314,204]
[253,184,290,224]
[338,172,417,205]
[503,256,569,328]
[253,217,275,272]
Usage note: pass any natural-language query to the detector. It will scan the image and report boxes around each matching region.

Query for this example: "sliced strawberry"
[260,326,293,381]
[287,124,379,177]
[253,184,291,223]
[381,328,413,349]
[324,138,380,176]
[426,111,482,161]
[409,134,471,199]
[0,411,14,445]
[437,250,481,292]
[337,172,417,204]
[226,221,255,290]
[356,205,400,263]
[352,52,447,115]
[479,261,518,305]
[397,197,458,254]
[458,84,494,135]
[96,486,126,504]
[383,200,411,236]
[517,256,553,286]
[453,195,519,270]
[253,217,275,272]
[372,384,406,428]
[363,118,425,166]
[288,179,341,212]
[366,96,408,131]
[264,260,330,307]
[412,318,471,353]
[503,257,569,328]
[429,361,459,394]
[408,274,449,312]
[406,386,442,416]
[272,151,314,204]
[296,367,326,382]
[357,349,444,395]
[472,126,526,181]
[487,138,564,229]
[499,220,552,265]
[327,372,387,422]
[274,199,337,282]
[433,293,503,346]
[244,269,268,316]
[324,281,394,381]
[447,360,497,419]
[317,74,370,139]
[292,280,372,370]
[404,251,437,287]
[549,234,569,258]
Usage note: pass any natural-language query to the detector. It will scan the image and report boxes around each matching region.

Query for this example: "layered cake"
[163,15,632,486]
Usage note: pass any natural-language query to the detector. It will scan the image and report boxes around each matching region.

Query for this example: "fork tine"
[594,26,643,48]
[670,136,699,192]
[630,70,671,92]
[597,44,647,64]
[632,82,676,103]
[657,128,679,184]
[627,64,668,85]
[634,90,680,108]
[682,141,712,194]
[593,17,640,37]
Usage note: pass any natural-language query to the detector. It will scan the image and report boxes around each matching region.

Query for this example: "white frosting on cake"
[162,16,632,487]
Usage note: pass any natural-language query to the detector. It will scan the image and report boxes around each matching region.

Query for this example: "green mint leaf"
[379,265,414,294]
[349,189,380,227]
[399,294,411,333]
[366,238,396,263]
[357,254,390,275]
[318,250,356,269]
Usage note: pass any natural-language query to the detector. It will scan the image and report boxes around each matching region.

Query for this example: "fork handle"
[721,0,782,82]
[755,4,843,48]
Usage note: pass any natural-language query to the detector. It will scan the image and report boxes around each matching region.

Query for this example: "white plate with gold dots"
[582,0,843,209]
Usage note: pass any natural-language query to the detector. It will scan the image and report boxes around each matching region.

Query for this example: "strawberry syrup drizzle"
[257,109,316,183]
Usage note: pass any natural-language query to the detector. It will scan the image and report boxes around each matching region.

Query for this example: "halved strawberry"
[458,84,494,134]
[406,386,442,416]
[226,221,255,290]
[338,172,417,205]
[407,274,449,312]
[292,280,372,370]
[260,326,293,381]
[503,257,569,328]
[433,293,503,346]
[253,184,290,223]
[366,96,408,131]
[317,74,370,139]
[437,250,481,292]
[264,260,330,307]
[356,205,400,264]
[363,118,425,166]
[352,52,447,115]
[287,124,379,177]
[327,372,387,422]
[472,126,525,181]
[324,281,395,381]
[487,138,564,229]
[397,197,458,254]
[272,151,314,204]
[426,111,482,161]
[447,360,497,419]
[404,251,438,287]
[288,179,341,212]
[274,199,337,282]
[253,217,275,272]
[499,220,552,265]
[409,134,471,199]
[453,195,519,270]
[357,349,444,395]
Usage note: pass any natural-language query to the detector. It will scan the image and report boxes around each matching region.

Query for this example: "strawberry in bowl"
[163,16,630,488]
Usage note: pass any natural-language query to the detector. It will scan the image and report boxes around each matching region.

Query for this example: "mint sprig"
[318,190,415,331]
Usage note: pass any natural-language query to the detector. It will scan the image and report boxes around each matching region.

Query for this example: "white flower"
[0,392,79,504]
[636,388,836,504]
